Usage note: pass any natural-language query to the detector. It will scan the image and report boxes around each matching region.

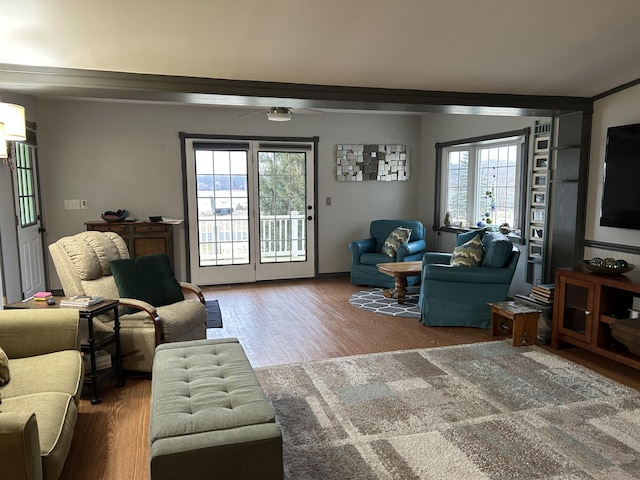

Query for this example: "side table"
[489,300,541,346]
[4,297,124,404]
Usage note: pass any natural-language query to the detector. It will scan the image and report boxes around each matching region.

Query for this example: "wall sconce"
[0,101,27,160]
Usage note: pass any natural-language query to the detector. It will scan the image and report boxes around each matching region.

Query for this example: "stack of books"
[83,350,112,372]
[59,295,105,307]
[528,283,555,305]
[33,291,53,302]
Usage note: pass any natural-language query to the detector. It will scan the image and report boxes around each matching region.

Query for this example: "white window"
[437,131,527,231]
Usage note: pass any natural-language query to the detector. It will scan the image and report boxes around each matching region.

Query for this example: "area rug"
[205,299,223,328]
[256,341,640,479]
[349,288,420,319]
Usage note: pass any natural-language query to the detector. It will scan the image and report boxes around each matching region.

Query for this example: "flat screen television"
[599,122,640,229]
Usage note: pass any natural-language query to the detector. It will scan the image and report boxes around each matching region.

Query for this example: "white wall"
[35,99,422,289]
[586,83,640,257]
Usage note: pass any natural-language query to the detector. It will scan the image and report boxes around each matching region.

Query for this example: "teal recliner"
[349,219,426,288]
[419,229,520,328]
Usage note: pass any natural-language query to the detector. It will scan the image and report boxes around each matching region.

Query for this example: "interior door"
[184,137,316,285]
[12,142,46,298]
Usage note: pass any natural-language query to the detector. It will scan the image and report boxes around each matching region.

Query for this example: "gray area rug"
[349,288,420,319]
[256,341,640,479]
[205,299,223,328]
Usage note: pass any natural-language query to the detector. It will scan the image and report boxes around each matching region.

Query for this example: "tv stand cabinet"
[552,266,640,371]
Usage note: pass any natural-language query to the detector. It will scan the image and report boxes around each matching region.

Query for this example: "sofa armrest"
[0,309,80,358]
[423,252,453,265]
[0,411,43,480]
[397,239,426,260]
[425,264,516,284]
[348,238,376,264]
[179,282,205,304]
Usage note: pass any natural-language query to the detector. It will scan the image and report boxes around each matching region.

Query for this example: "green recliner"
[419,229,520,328]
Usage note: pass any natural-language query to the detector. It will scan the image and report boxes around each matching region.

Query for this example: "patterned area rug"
[349,288,420,319]
[256,341,640,479]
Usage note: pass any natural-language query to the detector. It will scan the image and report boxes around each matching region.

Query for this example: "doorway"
[183,136,317,285]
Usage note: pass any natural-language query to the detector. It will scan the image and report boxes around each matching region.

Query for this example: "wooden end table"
[4,297,124,404]
[489,300,541,346]
[376,261,422,304]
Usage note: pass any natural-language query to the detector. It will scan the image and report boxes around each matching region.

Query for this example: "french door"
[184,136,316,285]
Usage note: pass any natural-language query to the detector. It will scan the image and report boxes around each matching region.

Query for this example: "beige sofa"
[0,309,83,480]
[49,231,207,373]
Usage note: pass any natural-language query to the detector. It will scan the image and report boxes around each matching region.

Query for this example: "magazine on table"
[59,295,105,307]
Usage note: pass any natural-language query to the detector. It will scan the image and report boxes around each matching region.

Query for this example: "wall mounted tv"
[600,122,640,229]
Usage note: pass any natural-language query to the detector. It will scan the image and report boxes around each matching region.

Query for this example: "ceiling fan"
[238,106,323,121]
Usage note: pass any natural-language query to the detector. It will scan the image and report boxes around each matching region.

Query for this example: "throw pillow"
[110,253,184,314]
[450,233,485,267]
[456,228,486,247]
[481,232,513,268]
[0,346,10,386]
[381,227,412,258]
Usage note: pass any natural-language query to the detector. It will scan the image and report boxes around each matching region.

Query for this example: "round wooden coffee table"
[376,261,422,304]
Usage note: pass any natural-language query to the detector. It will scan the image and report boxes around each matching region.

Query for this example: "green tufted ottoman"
[149,338,283,480]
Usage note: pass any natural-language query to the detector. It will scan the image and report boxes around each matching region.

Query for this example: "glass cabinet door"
[557,276,594,343]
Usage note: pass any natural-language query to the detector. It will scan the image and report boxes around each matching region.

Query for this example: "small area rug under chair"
[255,340,640,479]
[349,288,420,319]
[205,299,223,328]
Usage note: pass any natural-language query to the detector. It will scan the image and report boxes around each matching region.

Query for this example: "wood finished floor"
[59,277,640,480]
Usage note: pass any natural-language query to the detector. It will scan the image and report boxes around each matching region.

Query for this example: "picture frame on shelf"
[530,225,544,241]
[533,173,547,188]
[533,154,549,171]
[531,208,545,224]
[534,135,550,153]
[532,191,546,207]
[529,242,544,257]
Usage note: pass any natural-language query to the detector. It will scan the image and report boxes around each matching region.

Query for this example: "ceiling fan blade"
[290,107,323,115]
[237,109,268,117]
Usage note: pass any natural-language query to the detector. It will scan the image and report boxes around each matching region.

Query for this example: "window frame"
[434,128,529,244]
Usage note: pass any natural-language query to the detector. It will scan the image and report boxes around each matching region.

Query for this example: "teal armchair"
[349,219,426,288]
[419,230,520,328]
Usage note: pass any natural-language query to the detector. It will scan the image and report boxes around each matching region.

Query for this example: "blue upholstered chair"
[349,219,426,288]
[418,229,520,328]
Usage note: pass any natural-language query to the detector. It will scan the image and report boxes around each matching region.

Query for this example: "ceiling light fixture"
[267,107,292,122]
[0,101,26,160]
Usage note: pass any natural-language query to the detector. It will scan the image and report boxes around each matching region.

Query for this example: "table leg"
[395,276,408,304]
[85,316,102,405]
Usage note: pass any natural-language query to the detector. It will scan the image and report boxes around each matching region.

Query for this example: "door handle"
[38,227,46,233]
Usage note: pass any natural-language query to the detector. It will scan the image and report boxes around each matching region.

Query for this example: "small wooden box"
[489,301,541,346]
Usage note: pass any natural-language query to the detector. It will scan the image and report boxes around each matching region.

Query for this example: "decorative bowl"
[582,260,636,275]
[149,216,163,222]
[101,209,129,223]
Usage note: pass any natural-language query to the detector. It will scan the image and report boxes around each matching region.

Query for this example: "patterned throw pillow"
[450,233,485,267]
[0,346,10,386]
[381,227,412,258]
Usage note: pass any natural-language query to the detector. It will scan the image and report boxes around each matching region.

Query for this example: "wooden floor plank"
[58,277,640,480]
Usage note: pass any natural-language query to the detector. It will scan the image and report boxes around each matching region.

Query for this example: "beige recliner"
[49,231,207,372]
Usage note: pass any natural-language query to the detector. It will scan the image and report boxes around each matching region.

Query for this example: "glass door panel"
[558,276,594,343]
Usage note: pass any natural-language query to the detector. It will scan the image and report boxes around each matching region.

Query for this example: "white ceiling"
[1,0,640,102]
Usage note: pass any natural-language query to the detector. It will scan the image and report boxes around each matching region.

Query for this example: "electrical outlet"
[64,199,80,210]
[80,199,88,209]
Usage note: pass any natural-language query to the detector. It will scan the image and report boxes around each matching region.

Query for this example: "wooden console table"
[552,266,640,371]
[85,221,174,265]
